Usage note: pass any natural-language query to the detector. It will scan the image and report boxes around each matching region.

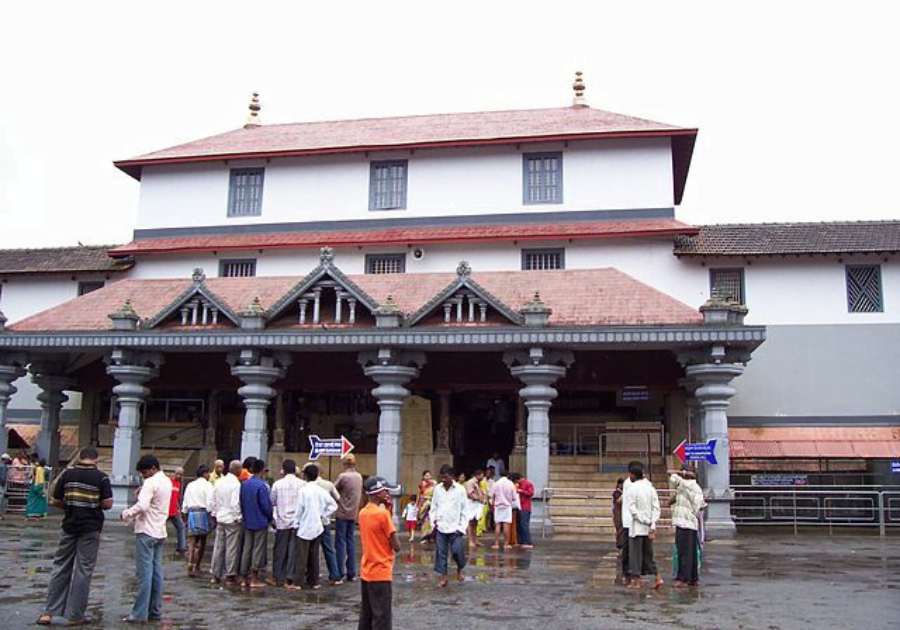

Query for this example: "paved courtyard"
[0,516,897,630]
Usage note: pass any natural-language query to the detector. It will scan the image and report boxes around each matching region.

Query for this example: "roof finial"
[244,92,261,129]
[572,71,587,108]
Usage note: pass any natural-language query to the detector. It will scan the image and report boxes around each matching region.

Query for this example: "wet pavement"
[0,516,898,630]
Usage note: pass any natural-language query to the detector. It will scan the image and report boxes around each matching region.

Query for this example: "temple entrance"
[451,392,516,476]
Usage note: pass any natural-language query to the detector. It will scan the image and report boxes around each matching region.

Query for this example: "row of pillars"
[1,347,745,532]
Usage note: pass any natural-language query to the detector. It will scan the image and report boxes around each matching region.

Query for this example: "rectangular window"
[77,281,105,296]
[846,265,883,312]
[219,259,257,278]
[522,248,565,271]
[366,254,406,275]
[709,268,745,304]
[369,161,408,210]
[227,168,265,216]
[523,152,563,204]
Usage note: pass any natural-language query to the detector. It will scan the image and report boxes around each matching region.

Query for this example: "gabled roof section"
[266,247,380,320]
[143,269,240,329]
[0,245,133,275]
[114,106,697,204]
[407,262,523,326]
[674,221,900,257]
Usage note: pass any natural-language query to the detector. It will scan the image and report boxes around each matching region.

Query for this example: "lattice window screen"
[846,265,882,312]
[710,268,745,304]
[228,168,265,216]
[366,254,405,274]
[220,259,257,278]
[523,249,564,270]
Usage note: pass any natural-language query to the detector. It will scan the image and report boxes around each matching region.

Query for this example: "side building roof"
[674,221,900,257]
[0,245,133,275]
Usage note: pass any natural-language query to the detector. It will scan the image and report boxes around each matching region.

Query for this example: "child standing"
[402,496,418,542]
[358,476,401,630]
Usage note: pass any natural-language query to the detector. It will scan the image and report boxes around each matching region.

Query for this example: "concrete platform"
[0,515,897,629]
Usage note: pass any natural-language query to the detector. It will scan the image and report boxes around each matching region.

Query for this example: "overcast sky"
[1,1,898,249]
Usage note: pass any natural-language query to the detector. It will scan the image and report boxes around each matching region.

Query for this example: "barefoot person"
[430,465,468,587]
[239,459,273,588]
[358,476,401,630]
[464,469,486,549]
[209,461,243,585]
[489,472,517,550]
[288,464,337,591]
[509,473,535,549]
[625,461,663,589]
[182,465,214,577]
[668,467,706,587]
[37,448,113,627]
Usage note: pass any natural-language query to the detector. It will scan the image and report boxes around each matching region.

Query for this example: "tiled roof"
[729,427,900,459]
[109,219,696,257]
[118,106,689,165]
[114,106,698,204]
[674,221,900,257]
[0,245,133,275]
[8,268,703,332]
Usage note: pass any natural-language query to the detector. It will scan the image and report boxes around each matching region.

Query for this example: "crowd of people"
[0,450,50,519]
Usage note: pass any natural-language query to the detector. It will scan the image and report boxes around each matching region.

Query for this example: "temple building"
[1,77,897,533]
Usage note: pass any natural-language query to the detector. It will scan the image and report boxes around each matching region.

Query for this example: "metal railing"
[731,486,900,537]
[539,485,676,539]
[1,465,55,516]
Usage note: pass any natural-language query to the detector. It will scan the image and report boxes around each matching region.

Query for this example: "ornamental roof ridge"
[143,272,240,329]
[265,256,380,321]
[406,266,523,326]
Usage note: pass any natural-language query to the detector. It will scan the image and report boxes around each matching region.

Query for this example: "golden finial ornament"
[572,71,587,107]
[244,92,261,128]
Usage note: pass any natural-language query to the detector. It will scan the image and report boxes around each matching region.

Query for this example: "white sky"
[1,1,898,248]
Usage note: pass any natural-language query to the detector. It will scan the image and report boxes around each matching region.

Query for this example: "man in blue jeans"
[121,455,173,623]
[333,454,363,582]
[430,464,468,587]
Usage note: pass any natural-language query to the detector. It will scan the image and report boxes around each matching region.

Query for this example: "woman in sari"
[25,455,48,519]
[416,470,436,543]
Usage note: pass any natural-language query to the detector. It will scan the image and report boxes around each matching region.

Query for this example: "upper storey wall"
[134,138,674,230]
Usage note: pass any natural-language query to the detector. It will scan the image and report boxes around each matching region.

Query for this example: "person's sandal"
[36,615,53,626]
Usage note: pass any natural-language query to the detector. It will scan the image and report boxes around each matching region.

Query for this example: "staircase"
[546,455,674,540]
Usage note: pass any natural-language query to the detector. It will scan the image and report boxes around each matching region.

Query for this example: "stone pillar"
[106,350,163,512]
[509,398,528,478]
[30,362,74,468]
[0,354,28,457]
[685,360,744,536]
[504,348,573,501]
[229,350,290,462]
[360,349,426,489]
[435,390,451,454]
[272,392,287,452]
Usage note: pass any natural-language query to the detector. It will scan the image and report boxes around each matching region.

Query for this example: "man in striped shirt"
[269,459,304,586]
[37,447,113,627]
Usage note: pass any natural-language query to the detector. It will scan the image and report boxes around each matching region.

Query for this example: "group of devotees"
[30,447,543,629]
[27,447,709,628]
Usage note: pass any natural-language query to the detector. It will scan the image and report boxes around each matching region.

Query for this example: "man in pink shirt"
[121,455,172,623]
[489,473,518,550]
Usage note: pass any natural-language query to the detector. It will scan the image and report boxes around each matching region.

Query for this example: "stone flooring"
[0,516,898,629]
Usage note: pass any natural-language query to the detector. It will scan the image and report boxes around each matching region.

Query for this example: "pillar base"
[704,498,737,538]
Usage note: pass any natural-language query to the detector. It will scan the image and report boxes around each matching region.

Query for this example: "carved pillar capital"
[229,349,289,461]
[0,354,28,459]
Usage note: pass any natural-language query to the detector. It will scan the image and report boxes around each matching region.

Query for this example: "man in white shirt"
[430,464,468,587]
[619,464,636,582]
[625,461,663,589]
[288,464,337,590]
[181,464,214,578]
[208,460,243,585]
[486,452,505,480]
[121,454,173,623]
[269,459,304,587]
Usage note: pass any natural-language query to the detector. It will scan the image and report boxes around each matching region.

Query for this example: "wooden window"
[522,248,565,270]
[366,254,406,274]
[77,281,105,296]
[523,152,563,204]
[227,168,265,216]
[710,268,745,304]
[219,259,257,278]
[846,265,883,312]
[369,161,408,210]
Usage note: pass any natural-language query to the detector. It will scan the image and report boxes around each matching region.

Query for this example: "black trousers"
[292,535,321,587]
[628,535,658,577]
[675,527,699,583]
[620,527,630,576]
[358,580,392,630]
[272,528,296,583]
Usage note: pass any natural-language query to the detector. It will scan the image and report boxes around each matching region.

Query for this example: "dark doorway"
[452,392,516,476]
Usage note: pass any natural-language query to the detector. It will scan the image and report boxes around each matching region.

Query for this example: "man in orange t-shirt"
[358,476,401,630]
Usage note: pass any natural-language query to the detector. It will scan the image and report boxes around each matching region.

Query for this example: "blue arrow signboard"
[892,461,900,474]
[308,435,355,461]
[674,439,718,465]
